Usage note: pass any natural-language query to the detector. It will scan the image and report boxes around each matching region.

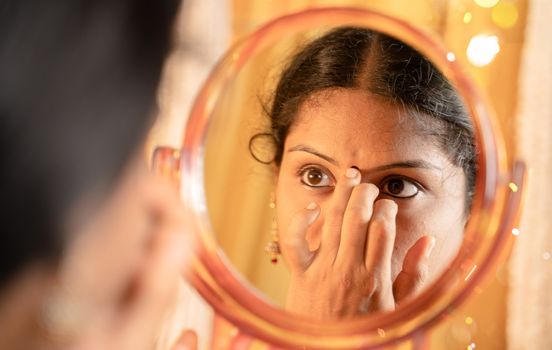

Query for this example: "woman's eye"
[300,167,333,188]
[381,178,420,198]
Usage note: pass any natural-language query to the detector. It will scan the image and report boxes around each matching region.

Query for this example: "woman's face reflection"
[275,88,467,318]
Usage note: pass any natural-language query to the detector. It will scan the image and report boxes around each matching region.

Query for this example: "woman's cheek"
[393,200,464,282]
[391,206,427,278]
[275,173,299,219]
[427,222,463,280]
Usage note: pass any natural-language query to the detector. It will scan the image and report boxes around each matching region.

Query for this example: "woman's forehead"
[295,89,417,132]
[284,89,460,173]
[288,89,444,160]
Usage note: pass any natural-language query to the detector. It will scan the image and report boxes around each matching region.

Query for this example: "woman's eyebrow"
[287,144,339,165]
[287,144,442,172]
[366,160,443,173]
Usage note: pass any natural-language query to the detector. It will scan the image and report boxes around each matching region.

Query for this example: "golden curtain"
[508,0,552,348]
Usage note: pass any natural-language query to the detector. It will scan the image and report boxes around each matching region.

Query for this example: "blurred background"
[148,0,552,349]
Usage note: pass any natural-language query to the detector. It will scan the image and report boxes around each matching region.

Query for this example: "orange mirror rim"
[176,7,524,349]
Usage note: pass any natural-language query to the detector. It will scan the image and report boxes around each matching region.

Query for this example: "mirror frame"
[171,7,525,349]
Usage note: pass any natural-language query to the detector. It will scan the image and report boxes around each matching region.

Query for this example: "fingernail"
[306,202,317,210]
[425,236,436,258]
[346,167,359,179]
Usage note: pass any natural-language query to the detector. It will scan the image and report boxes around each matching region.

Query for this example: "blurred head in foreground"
[0,1,192,349]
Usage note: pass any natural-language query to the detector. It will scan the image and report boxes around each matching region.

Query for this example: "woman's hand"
[281,167,435,319]
[46,164,195,350]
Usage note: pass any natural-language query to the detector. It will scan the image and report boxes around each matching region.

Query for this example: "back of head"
[0,0,180,287]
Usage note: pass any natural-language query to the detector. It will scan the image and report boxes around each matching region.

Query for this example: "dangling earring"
[265,192,280,264]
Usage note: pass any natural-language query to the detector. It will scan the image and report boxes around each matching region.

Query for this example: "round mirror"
[205,24,476,316]
[171,7,524,349]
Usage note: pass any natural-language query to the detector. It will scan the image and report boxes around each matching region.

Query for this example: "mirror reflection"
[204,26,475,320]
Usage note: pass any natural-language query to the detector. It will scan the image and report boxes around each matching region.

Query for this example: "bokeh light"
[467,34,500,67]
[492,2,519,29]
[474,0,500,8]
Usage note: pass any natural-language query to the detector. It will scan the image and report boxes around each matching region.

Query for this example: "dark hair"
[251,27,476,207]
[0,0,180,288]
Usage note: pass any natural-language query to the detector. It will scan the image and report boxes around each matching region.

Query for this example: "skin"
[59,155,204,350]
[0,155,198,350]
[275,88,467,320]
